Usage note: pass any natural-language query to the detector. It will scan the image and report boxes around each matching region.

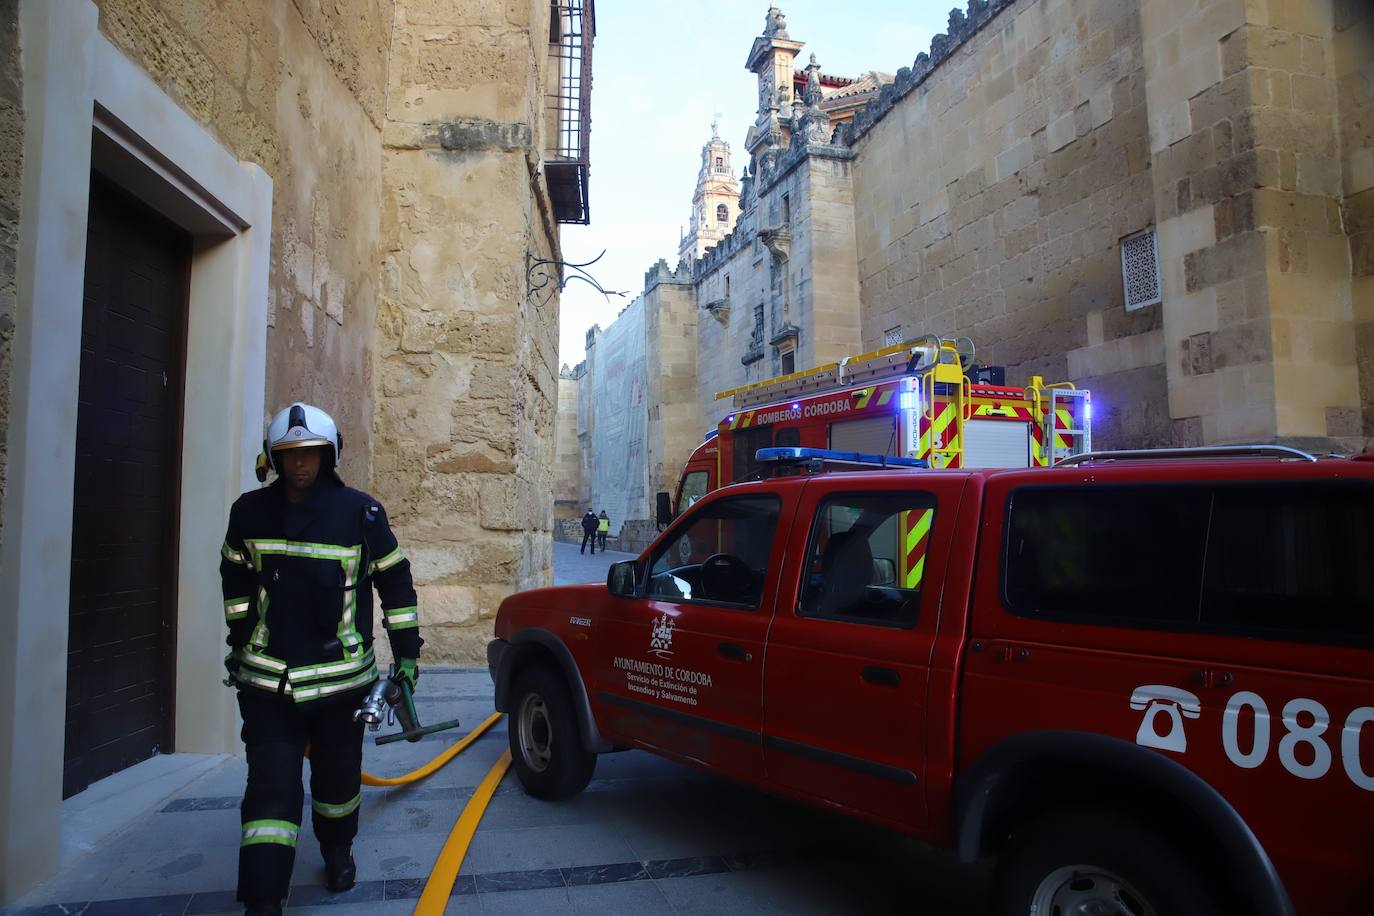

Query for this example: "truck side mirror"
[871,557,897,587]
[655,491,674,529]
[608,560,639,597]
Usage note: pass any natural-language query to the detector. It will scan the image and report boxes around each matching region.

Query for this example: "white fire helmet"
[262,402,342,474]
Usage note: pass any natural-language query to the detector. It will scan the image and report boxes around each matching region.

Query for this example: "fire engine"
[668,335,1093,515]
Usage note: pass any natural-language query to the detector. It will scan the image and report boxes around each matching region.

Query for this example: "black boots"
[323,845,357,893]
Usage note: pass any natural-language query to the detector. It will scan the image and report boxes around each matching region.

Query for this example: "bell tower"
[678,121,742,262]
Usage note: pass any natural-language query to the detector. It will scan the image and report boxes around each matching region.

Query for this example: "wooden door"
[65,175,189,798]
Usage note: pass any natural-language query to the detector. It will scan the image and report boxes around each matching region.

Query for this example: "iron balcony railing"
[546,0,594,224]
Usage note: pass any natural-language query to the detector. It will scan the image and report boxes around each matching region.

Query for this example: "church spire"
[678,123,742,263]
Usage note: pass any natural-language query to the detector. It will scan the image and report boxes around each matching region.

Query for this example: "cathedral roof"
[820,70,892,100]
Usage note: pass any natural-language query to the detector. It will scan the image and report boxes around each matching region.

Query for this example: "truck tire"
[508,663,597,800]
[994,807,1222,916]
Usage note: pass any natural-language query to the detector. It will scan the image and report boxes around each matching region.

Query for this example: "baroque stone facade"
[563,0,1372,529]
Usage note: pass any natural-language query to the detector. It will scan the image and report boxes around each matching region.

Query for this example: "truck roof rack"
[755,447,929,475]
[1056,445,1317,466]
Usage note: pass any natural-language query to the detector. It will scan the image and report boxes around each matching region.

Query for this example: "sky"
[554,1,958,365]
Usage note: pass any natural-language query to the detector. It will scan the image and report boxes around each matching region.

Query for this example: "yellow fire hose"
[414,748,512,915]
[354,709,511,911]
[360,711,504,786]
[306,709,512,911]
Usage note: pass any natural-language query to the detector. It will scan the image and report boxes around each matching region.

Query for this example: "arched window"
[716,203,729,222]
[715,156,724,171]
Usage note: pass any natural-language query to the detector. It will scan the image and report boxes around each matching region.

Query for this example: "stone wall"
[92,0,391,482]
[644,268,699,501]
[373,0,561,664]
[1334,4,1374,436]
[553,369,582,516]
[1138,0,1367,449]
[851,0,1174,448]
[0,5,20,553]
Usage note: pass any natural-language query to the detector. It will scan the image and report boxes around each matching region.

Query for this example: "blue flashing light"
[726,414,735,424]
[1084,401,1093,421]
[899,389,921,412]
[791,402,800,410]
[755,447,928,469]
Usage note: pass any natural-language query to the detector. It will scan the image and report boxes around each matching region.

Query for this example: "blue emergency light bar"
[755,447,929,471]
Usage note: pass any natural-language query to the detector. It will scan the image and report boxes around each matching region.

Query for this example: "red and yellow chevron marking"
[900,508,935,589]
[876,387,894,407]
[922,400,962,469]
[1053,407,1074,451]
[972,403,1034,421]
[853,388,875,409]
[728,410,756,430]
[1031,416,1046,466]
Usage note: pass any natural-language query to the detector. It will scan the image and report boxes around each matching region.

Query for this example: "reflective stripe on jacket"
[220,478,423,703]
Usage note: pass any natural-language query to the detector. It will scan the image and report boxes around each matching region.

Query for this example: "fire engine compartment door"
[963,419,1030,468]
[829,414,898,456]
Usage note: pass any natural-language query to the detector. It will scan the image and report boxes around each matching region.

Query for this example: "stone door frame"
[0,0,272,900]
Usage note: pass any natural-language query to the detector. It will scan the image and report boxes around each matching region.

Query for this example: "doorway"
[64,174,190,798]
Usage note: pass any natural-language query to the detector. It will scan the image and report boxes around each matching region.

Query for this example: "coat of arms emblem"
[649,614,675,658]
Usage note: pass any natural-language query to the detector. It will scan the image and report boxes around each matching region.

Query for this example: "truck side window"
[1201,484,1374,645]
[1003,486,1210,626]
[798,493,935,628]
[1004,482,1374,647]
[678,471,709,511]
[646,495,781,608]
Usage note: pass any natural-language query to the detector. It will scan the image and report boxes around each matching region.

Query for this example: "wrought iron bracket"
[526,249,627,307]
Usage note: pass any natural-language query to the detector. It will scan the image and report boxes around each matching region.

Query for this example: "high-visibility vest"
[597,518,610,533]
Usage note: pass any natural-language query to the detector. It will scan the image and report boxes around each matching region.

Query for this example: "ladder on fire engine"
[1025,376,1092,464]
[716,335,966,409]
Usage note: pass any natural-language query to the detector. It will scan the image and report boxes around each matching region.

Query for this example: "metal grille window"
[884,326,904,346]
[545,1,595,224]
[1121,229,1161,310]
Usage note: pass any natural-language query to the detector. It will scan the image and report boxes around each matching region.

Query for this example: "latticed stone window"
[1120,229,1161,311]
[884,326,904,346]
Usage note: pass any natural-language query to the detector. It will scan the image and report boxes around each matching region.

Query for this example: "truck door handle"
[717,642,752,662]
[862,666,900,687]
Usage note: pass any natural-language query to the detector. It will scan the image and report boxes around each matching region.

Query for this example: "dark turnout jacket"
[219,477,423,704]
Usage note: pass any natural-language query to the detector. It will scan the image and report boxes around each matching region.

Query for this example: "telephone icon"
[1130,685,1201,753]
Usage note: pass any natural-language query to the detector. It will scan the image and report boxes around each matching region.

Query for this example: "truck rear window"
[1003,483,1374,646]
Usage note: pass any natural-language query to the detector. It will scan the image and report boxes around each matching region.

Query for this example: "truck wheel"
[508,664,597,800]
[994,808,1221,916]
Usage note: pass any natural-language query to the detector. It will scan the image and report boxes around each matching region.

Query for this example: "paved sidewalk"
[552,539,637,586]
[4,546,992,915]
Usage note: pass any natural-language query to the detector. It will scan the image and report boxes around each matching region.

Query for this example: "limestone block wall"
[790,151,864,368]
[851,0,1175,448]
[92,0,391,483]
[1334,5,1374,436]
[694,236,769,429]
[1139,0,1366,449]
[644,274,700,502]
[374,0,561,664]
[0,6,20,553]
[553,371,582,516]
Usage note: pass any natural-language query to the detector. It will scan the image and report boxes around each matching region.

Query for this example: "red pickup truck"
[488,447,1374,915]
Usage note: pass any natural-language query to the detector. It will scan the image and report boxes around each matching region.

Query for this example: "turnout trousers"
[236,686,366,902]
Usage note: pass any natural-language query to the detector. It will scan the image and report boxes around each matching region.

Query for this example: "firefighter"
[220,403,423,916]
[580,508,599,554]
[597,510,610,550]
